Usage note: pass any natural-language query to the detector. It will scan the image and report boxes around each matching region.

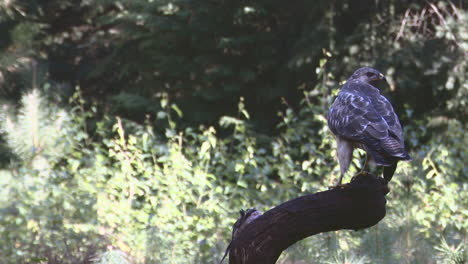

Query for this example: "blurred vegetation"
[0,0,466,263]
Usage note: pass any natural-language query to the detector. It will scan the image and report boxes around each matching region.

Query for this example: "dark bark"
[226,173,389,264]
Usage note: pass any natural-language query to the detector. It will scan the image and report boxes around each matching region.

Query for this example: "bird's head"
[349,67,386,84]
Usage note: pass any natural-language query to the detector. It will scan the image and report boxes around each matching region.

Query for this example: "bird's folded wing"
[328,91,408,159]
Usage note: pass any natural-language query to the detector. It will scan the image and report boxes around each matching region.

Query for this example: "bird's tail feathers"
[369,147,412,164]
[384,162,398,183]
[399,152,412,161]
[366,148,392,166]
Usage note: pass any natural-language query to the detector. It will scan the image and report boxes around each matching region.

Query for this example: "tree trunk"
[226,173,389,264]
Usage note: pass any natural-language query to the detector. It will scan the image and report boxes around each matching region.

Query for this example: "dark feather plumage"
[327,67,411,184]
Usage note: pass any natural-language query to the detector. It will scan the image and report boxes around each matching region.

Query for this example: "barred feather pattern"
[327,80,411,170]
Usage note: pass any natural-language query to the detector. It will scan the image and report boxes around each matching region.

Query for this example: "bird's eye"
[366,72,374,77]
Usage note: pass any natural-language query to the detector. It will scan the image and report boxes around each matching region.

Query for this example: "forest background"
[0,0,466,263]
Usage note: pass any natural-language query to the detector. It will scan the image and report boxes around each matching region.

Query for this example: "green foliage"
[1,0,466,127]
[325,253,370,264]
[0,89,73,163]
[92,250,132,264]
[0,0,466,263]
[435,237,466,264]
[0,89,104,263]
[0,71,465,264]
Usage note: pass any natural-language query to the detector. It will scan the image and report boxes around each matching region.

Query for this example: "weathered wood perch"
[225,173,389,264]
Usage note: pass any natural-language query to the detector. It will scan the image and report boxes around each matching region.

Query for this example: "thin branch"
[395,8,411,42]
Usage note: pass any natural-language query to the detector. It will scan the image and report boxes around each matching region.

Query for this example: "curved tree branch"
[225,173,389,264]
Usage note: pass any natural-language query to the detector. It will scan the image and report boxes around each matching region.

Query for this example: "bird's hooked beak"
[378,72,387,82]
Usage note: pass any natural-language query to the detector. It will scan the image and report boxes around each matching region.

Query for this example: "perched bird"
[327,67,411,185]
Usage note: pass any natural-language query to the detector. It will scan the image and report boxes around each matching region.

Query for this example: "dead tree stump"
[225,173,389,264]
